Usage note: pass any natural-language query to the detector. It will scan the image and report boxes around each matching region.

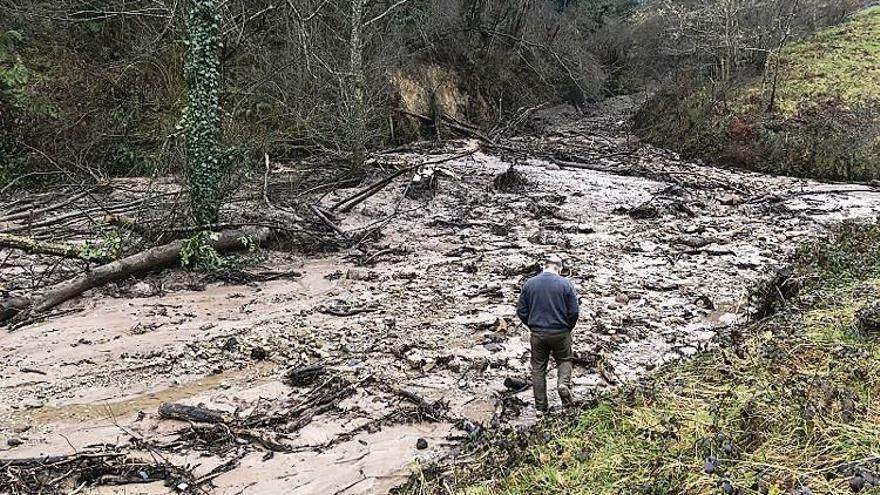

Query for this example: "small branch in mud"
[283,364,325,387]
[159,403,230,424]
[396,389,450,422]
[0,448,197,494]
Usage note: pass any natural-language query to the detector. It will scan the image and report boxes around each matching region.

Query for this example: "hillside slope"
[634,7,880,181]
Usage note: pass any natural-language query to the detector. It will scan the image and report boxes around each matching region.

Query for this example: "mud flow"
[3,98,880,494]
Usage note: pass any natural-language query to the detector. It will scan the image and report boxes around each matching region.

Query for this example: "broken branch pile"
[0,448,195,494]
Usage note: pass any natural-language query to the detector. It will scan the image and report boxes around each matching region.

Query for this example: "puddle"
[14,366,269,425]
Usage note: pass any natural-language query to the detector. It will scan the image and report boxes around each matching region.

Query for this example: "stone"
[21,398,44,409]
[483,343,502,353]
[406,351,426,369]
[718,193,742,206]
[130,281,155,298]
[416,438,428,450]
[7,437,23,447]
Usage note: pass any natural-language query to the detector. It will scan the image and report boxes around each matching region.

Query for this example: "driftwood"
[0,187,98,223]
[159,403,230,424]
[2,227,271,323]
[283,364,325,387]
[0,233,111,263]
[0,448,194,494]
[330,146,479,214]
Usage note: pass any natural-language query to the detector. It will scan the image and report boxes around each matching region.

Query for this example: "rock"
[22,398,44,409]
[704,456,718,474]
[676,346,698,357]
[222,337,240,353]
[130,281,155,298]
[416,438,428,450]
[850,475,865,492]
[503,377,530,391]
[628,203,658,219]
[695,295,715,310]
[614,293,629,304]
[446,356,464,373]
[6,437,23,447]
[250,347,268,360]
[405,350,426,369]
[857,303,880,333]
[483,343,502,353]
[347,269,375,281]
[719,193,742,206]
[719,479,734,495]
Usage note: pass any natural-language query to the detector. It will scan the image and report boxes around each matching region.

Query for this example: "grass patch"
[398,224,880,495]
[769,6,880,114]
[634,7,880,181]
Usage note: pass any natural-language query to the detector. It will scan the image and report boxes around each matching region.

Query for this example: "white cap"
[544,254,564,266]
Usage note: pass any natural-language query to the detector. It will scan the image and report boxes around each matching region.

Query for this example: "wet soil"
[3,98,880,494]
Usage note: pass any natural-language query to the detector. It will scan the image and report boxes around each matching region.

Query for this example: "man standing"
[517,254,580,414]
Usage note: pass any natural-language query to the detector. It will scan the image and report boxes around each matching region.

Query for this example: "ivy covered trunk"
[185,0,222,226]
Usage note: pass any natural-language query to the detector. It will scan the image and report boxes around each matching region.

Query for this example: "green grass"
[769,6,880,114]
[399,224,880,495]
[634,7,880,181]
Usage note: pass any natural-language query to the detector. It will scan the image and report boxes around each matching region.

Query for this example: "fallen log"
[159,403,230,424]
[2,227,271,323]
[0,233,111,263]
[283,364,325,387]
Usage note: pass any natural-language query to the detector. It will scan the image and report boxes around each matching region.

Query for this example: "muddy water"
[16,368,263,425]
[4,103,880,494]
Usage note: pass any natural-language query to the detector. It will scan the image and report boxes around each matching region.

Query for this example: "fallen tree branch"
[2,227,271,323]
[0,233,111,263]
[0,187,98,223]
[330,146,480,214]
[159,403,231,424]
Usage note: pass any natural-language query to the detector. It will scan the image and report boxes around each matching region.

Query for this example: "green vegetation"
[179,230,262,272]
[635,7,880,181]
[401,223,880,495]
[184,0,223,226]
[769,7,880,113]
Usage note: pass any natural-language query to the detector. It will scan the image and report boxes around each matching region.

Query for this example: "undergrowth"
[634,7,880,182]
[397,223,880,495]
[179,231,262,272]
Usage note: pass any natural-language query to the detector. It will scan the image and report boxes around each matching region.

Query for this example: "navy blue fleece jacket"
[517,271,580,333]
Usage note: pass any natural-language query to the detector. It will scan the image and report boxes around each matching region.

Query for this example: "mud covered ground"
[3,98,880,494]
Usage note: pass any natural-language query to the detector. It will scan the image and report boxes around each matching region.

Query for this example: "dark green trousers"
[530,330,573,411]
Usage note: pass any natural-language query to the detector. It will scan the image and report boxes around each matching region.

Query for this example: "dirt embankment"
[3,98,880,494]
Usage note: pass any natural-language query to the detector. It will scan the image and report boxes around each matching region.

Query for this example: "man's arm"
[564,282,580,330]
[517,284,530,326]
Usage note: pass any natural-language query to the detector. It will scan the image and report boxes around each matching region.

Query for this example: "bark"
[0,233,111,263]
[349,0,366,169]
[159,403,230,424]
[2,227,270,322]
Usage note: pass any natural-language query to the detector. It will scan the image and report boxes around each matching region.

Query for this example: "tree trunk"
[349,0,367,170]
[2,227,270,322]
[185,0,223,225]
